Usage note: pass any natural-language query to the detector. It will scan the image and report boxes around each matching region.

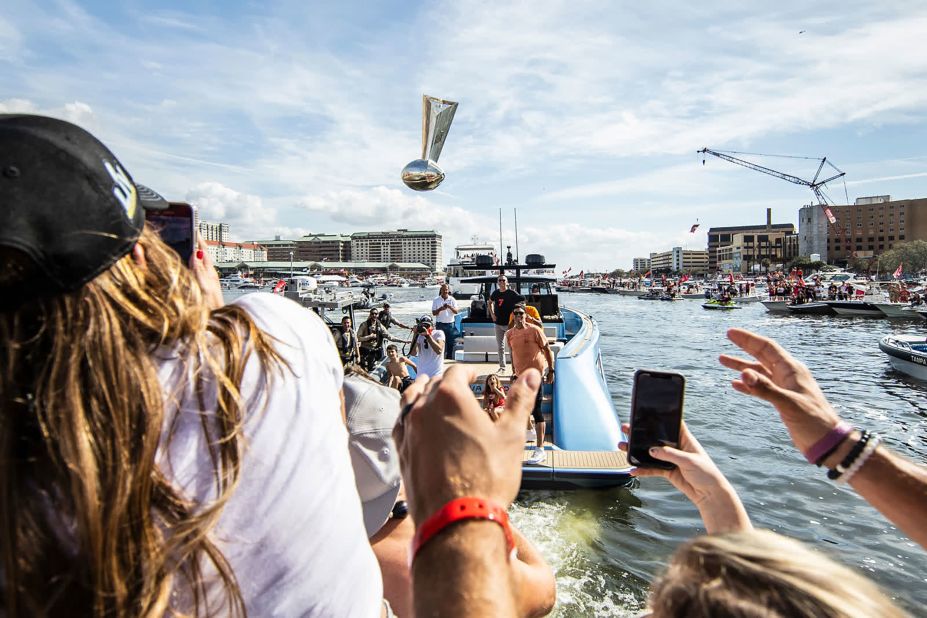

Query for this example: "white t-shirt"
[431,295,458,324]
[156,293,382,617]
[415,329,445,378]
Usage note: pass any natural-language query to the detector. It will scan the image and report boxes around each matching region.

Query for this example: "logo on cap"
[104,160,137,218]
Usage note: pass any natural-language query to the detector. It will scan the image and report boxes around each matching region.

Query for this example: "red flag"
[893,263,903,279]
[679,274,689,283]
[728,273,734,284]
[689,223,700,233]
[855,287,865,297]
[643,270,651,278]
[661,273,667,284]
[578,270,584,279]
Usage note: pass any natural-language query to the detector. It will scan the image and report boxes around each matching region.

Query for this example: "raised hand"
[719,328,842,456]
[620,422,751,534]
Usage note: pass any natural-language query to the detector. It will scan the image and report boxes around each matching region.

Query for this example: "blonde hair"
[0,226,284,617]
[650,529,905,617]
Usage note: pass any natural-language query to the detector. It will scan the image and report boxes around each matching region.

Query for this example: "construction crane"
[698,148,848,262]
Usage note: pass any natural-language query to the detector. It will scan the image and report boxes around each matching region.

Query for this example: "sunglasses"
[513,311,526,315]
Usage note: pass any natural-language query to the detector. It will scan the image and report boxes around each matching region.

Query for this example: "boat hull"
[879,335,927,381]
[702,302,740,310]
[873,303,923,319]
[826,301,884,317]
[787,302,835,315]
[761,300,790,312]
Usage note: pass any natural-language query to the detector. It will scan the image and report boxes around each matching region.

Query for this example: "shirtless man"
[385,344,416,392]
[505,303,554,460]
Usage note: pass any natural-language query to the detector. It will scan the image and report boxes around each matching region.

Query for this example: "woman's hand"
[188,232,223,311]
[719,328,842,456]
[620,422,751,534]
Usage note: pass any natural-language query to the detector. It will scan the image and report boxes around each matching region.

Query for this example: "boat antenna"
[498,208,503,266]
[514,208,519,263]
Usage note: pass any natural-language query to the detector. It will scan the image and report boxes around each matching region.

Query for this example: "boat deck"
[521,448,629,469]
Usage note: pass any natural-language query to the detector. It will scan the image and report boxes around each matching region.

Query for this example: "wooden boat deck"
[521,448,629,470]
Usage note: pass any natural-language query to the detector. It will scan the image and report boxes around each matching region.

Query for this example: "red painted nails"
[196,250,204,260]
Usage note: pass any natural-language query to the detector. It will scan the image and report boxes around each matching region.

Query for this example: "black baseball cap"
[0,114,168,310]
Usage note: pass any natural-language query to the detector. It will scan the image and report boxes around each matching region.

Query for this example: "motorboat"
[786,302,834,315]
[873,302,924,319]
[879,335,927,381]
[616,288,648,297]
[823,300,885,318]
[422,258,632,489]
[761,298,790,312]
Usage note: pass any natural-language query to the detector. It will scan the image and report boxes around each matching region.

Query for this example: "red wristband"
[411,497,514,563]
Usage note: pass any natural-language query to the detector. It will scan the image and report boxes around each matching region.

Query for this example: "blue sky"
[3,0,926,270]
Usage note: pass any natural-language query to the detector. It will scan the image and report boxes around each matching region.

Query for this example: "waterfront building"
[799,196,927,264]
[198,221,230,243]
[707,209,795,272]
[632,257,650,272]
[250,236,298,261]
[351,229,443,272]
[214,260,431,277]
[297,233,352,262]
[649,247,709,274]
[716,230,799,273]
[205,240,267,263]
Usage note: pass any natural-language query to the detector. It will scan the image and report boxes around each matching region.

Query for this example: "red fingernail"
[196,250,204,260]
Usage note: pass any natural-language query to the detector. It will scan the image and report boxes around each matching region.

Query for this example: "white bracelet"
[837,434,881,485]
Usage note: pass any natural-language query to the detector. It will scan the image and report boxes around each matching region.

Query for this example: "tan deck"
[521,449,629,470]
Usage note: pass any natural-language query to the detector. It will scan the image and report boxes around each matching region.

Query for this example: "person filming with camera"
[408,315,445,378]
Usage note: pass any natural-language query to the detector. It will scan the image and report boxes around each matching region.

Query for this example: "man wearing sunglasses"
[506,303,554,459]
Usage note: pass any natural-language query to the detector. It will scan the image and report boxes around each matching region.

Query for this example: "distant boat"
[702,300,741,310]
[786,302,834,315]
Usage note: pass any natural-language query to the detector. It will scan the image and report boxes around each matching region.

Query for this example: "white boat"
[824,300,884,317]
[760,299,790,312]
[316,274,349,288]
[879,335,927,380]
[873,302,923,319]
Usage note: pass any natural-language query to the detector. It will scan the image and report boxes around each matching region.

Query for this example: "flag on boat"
[679,274,689,283]
[578,270,584,279]
[643,270,651,278]
[728,273,734,284]
[562,267,572,275]
[689,223,700,233]
[855,287,866,297]
[893,263,903,279]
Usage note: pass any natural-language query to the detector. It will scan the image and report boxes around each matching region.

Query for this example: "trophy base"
[402,159,445,191]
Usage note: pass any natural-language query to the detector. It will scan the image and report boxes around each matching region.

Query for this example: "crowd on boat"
[6,116,927,617]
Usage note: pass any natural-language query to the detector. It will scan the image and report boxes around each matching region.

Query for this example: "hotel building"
[351,229,443,272]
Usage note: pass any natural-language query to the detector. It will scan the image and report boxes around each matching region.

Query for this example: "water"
[227,288,927,615]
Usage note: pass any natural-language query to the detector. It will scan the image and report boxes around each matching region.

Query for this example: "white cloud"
[185,182,277,235]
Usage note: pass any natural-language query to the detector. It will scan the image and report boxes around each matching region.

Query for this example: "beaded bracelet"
[827,430,871,481]
[838,434,881,485]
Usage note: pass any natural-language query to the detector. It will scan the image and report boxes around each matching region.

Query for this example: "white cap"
[343,373,402,537]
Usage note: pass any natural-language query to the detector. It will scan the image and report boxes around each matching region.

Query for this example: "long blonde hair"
[0,226,284,617]
[650,528,905,617]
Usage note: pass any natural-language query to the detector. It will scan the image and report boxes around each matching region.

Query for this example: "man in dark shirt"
[488,274,524,372]
[378,302,409,330]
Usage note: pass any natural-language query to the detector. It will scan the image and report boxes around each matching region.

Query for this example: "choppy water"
[229,287,927,615]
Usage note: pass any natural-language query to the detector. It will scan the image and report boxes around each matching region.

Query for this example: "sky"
[3,0,927,271]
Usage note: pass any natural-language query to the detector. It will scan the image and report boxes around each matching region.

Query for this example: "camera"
[415,316,433,334]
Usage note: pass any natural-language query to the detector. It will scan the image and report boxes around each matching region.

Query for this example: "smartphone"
[628,369,685,469]
[145,201,196,264]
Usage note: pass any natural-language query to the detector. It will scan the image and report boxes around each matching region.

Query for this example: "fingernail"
[649,447,658,454]
[196,250,204,260]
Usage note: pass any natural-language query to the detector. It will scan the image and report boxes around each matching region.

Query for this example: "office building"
[250,236,298,261]
[205,241,267,263]
[632,257,651,272]
[707,209,795,272]
[297,234,352,262]
[799,196,927,263]
[649,247,709,274]
[351,229,443,271]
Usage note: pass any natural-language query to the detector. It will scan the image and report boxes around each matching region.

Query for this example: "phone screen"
[146,203,195,264]
[628,370,685,469]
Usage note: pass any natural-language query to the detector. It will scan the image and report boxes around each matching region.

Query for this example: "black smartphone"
[628,369,685,469]
[145,201,196,264]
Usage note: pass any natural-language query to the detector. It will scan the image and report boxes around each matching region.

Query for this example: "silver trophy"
[402,95,458,191]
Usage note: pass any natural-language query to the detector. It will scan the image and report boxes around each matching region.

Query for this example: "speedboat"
[879,335,927,381]
[436,258,632,489]
[786,302,834,315]
[761,298,790,312]
[823,300,885,318]
[873,302,924,319]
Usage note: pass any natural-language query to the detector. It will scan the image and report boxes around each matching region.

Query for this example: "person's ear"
[132,242,147,269]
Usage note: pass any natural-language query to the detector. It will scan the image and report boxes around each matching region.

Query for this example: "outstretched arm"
[721,327,927,550]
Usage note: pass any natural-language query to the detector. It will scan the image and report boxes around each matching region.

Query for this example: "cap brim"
[362,483,402,538]
[136,184,169,211]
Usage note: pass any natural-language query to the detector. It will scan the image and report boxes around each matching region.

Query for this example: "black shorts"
[399,376,413,392]
[532,388,544,423]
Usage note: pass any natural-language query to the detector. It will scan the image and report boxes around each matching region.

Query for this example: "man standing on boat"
[378,302,409,330]
[431,284,459,360]
[357,307,403,372]
[409,315,445,378]
[506,303,554,460]
[489,274,524,372]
